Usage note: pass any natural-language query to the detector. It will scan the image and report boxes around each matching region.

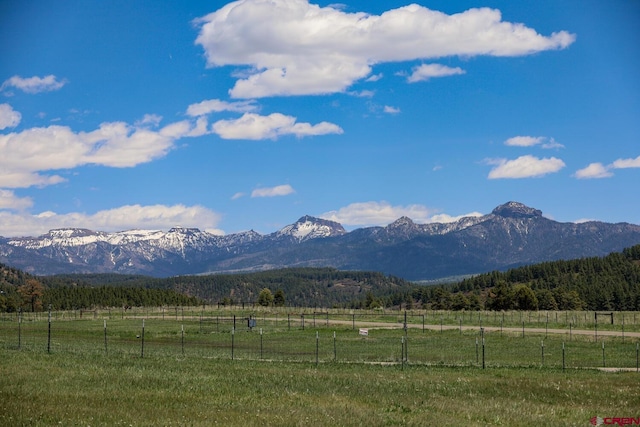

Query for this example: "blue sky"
[0,0,638,237]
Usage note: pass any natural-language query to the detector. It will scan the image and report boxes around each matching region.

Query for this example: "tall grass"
[1,348,638,426]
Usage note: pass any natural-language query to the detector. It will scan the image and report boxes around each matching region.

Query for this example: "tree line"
[0,263,202,312]
[2,244,640,312]
[366,244,640,311]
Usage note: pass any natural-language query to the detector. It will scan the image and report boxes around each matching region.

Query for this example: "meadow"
[1,307,639,426]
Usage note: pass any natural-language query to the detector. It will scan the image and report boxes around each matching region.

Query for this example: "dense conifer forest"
[406,244,640,311]
[0,264,202,311]
[2,244,640,312]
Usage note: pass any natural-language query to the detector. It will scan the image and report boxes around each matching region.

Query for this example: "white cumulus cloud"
[574,162,613,179]
[0,104,21,129]
[0,204,223,237]
[573,155,640,179]
[383,105,401,114]
[0,118,204,188]
[612,155,640,169]
[0,189,33,211]
[321,201,433,226]
[194,0,575,98]
[407,64,465,83]
[1,75,66,94]
[212,113,343,140]
[319,201,481,227]
[486,155,565,179]
[251,184,296,198]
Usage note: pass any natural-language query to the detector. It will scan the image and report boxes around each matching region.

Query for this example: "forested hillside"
[0,263,202,312]
[64,268,415,308]
[405,244,640,311]
[3,245,640,312]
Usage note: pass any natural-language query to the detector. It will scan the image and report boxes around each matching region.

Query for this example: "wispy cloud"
[407,64,465,83]
[251,184,295,198]
[486,155,565,179]
[186,99,258,116]
[195,1,574,98]
[0,204,223,237]
[383,105,401,114]
[212,113,343,140]
[504,135,564,149]
[320,200,481,227]
[1,75,66,94]
[134,114,163,128]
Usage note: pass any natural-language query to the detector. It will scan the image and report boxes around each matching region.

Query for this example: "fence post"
[231,328,235,360]
[570,322,572,341]
[315,331,319,367]
[401,336,405,371]
[602,341,605,368]
[481,328,485,369]
[47,304,52,354]
[562,342,566,372]
[541,340,544,367]
[475,337,479,364]
[141,319,145,358]
[17,309,22,350]
[333,331,336,361]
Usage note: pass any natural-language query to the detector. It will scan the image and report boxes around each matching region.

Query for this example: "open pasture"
[1,308,640,426]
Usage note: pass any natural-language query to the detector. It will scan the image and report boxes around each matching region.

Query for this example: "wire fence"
[1,308,639,371]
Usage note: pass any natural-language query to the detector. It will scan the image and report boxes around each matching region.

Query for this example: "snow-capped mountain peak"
[275,216,346,242]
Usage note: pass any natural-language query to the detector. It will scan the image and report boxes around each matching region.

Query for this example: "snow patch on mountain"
[275,216,346,242]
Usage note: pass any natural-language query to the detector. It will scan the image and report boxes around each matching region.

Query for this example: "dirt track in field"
[321,319,640,338]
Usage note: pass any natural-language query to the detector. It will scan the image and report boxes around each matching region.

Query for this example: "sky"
[0,0,639,237]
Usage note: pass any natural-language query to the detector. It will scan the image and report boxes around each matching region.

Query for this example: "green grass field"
[1,309,639,426]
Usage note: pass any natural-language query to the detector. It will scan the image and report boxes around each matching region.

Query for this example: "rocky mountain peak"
[47,228,98,238]
[276,215,346,241]
[491,202,543,219]
[389,216,416,228]
[167,227,202,234]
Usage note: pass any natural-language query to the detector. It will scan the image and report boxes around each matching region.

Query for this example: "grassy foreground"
[1,347,639,427]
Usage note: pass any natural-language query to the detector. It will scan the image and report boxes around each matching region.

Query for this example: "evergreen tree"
[273,289,286,307]
[257,288,274,306]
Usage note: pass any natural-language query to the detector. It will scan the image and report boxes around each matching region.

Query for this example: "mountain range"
[2,202,640,281]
